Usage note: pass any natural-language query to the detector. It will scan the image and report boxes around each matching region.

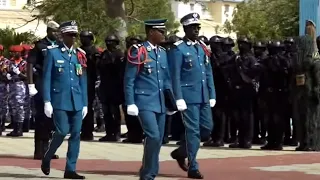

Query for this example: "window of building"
[190,3,195,11]
[0,0,7,7]
[224,4,230,13]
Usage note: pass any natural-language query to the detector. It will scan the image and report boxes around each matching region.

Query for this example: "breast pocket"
[54,61,66,75]
[182,55,193,71]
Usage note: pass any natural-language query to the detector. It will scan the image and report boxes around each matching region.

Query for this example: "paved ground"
[1,128,320,180]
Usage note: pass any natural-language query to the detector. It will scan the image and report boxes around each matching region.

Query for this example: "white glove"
[127,104,139,116]
[33,67,37,72]
[176,99,187,111]
[82,106,88,119]
[44,102,53,118]
[6,73,12,80]
[13,67,21,75]
[28,84,38,96]
[209,99,216,107]
[166,110,177,115]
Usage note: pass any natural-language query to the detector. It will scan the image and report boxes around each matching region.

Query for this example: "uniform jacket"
[124,41,172,113]
[168,39,216,104]
[42,44,88,111]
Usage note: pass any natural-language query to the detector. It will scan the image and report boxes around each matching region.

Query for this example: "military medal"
[205,56,209,65]
[189,60,192,67]
[76,64,82,75]
[58,68,63,73]
[147,65,152,74]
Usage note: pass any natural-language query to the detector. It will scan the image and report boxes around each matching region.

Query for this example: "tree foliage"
[230,0,299,40]
[26,0,179,46]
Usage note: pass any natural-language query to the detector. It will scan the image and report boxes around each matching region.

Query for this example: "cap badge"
[71,21,76,25]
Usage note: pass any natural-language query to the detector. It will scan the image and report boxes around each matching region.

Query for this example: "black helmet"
[209,36,222,43]
[268,40,284,48]
[80,30,94,39]
[284,37,294,44]
[168,35,182,43]
[237,36,251,44]
[222,37,235,46]
[253,41,266,48]
[198,35,208,44]
[105,34,119,42]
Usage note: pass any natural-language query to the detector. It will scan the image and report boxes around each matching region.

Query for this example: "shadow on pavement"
[81,170,185,178]
[0,173,59,179]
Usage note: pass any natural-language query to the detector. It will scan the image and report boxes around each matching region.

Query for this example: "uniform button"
[71,87,73,89]
[159,80,161,82]
[159,89,162,91]
[158,55,160,58]
[71,78,73,80]
[202,72,204,74]
[142,91,144,93]
[202,80,204,82]
[198,56,200,58]
[185,84,188,86]
[200,64,202,66]
[158,70,160,73]
[69,63,71,65]
[157,62,159,64]
[70,70,72,73]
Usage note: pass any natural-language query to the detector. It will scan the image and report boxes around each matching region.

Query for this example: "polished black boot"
[64,171,85,179]
[188,170,204,179]
[6,122,23,137]
[43,141,60,159]
[171,149,188,172]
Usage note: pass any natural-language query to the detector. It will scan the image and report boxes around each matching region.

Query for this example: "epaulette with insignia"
[77,47,86,55]
[174,40,183,46]
[47,45,59,49]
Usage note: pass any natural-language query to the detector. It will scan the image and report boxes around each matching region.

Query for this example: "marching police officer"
[41,20,87,179]
[124,19,174,180]
[122,35,143,143]
[79,30,98,141]
[98,34,124,142]
[27,21,60,160]
[168,13,216,179]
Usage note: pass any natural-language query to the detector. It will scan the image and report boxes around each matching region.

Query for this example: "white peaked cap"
[47,21,60,30]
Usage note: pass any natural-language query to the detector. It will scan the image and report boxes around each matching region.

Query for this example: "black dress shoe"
[64,171,85,179]
[41,161,50,175]
[188,170,204,179]
[52,154,59,159]
[170,150,188,172]
[80,133,94,141]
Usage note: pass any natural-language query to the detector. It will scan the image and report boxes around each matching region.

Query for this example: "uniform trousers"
[139,110,166,180]
[176,103,212,171]
[43,109,82,172]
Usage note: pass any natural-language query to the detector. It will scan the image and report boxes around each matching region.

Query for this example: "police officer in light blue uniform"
[41,20,88,179]
[168,13,216,179]
[124,19,174,180]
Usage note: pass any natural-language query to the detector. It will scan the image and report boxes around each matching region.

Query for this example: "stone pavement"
[0,129,320,180]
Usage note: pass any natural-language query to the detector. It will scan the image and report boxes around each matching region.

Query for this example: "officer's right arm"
[26,45,38,84]
[168,47,183,100]
[124,46,139,105]
[42,49,54,102]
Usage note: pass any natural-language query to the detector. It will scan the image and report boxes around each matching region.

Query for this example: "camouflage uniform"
[6,45,27,137]
[93,79,104,131]
[0,57,10,135]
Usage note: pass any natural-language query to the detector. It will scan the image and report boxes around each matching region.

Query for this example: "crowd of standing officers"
[0,14,320,180]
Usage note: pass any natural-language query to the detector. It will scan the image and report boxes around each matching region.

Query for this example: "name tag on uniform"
[57,60,64,63]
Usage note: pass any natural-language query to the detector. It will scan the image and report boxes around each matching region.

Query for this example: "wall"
[299,0,320,36]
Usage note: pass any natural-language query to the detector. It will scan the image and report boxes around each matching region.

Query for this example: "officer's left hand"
[209,99,216,107]
[13,67,21,75]
[82,106,88,119]
[166,110,177,116]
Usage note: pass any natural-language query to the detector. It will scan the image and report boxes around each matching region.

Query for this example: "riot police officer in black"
[252,41,268,145]
[261,40,290,150]
[27,21,60,160]
[283,37,298,146]
[122,35,144,143]
[98,34,124,142]
[79,30,99,141]
[203,36,228,147]
[228,36,259,149]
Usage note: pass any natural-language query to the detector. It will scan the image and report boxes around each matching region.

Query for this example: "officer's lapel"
[184,42,198,55]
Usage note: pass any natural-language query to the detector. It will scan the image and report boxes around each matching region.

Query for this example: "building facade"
[0,0,46,37]
[171,0,243,39]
